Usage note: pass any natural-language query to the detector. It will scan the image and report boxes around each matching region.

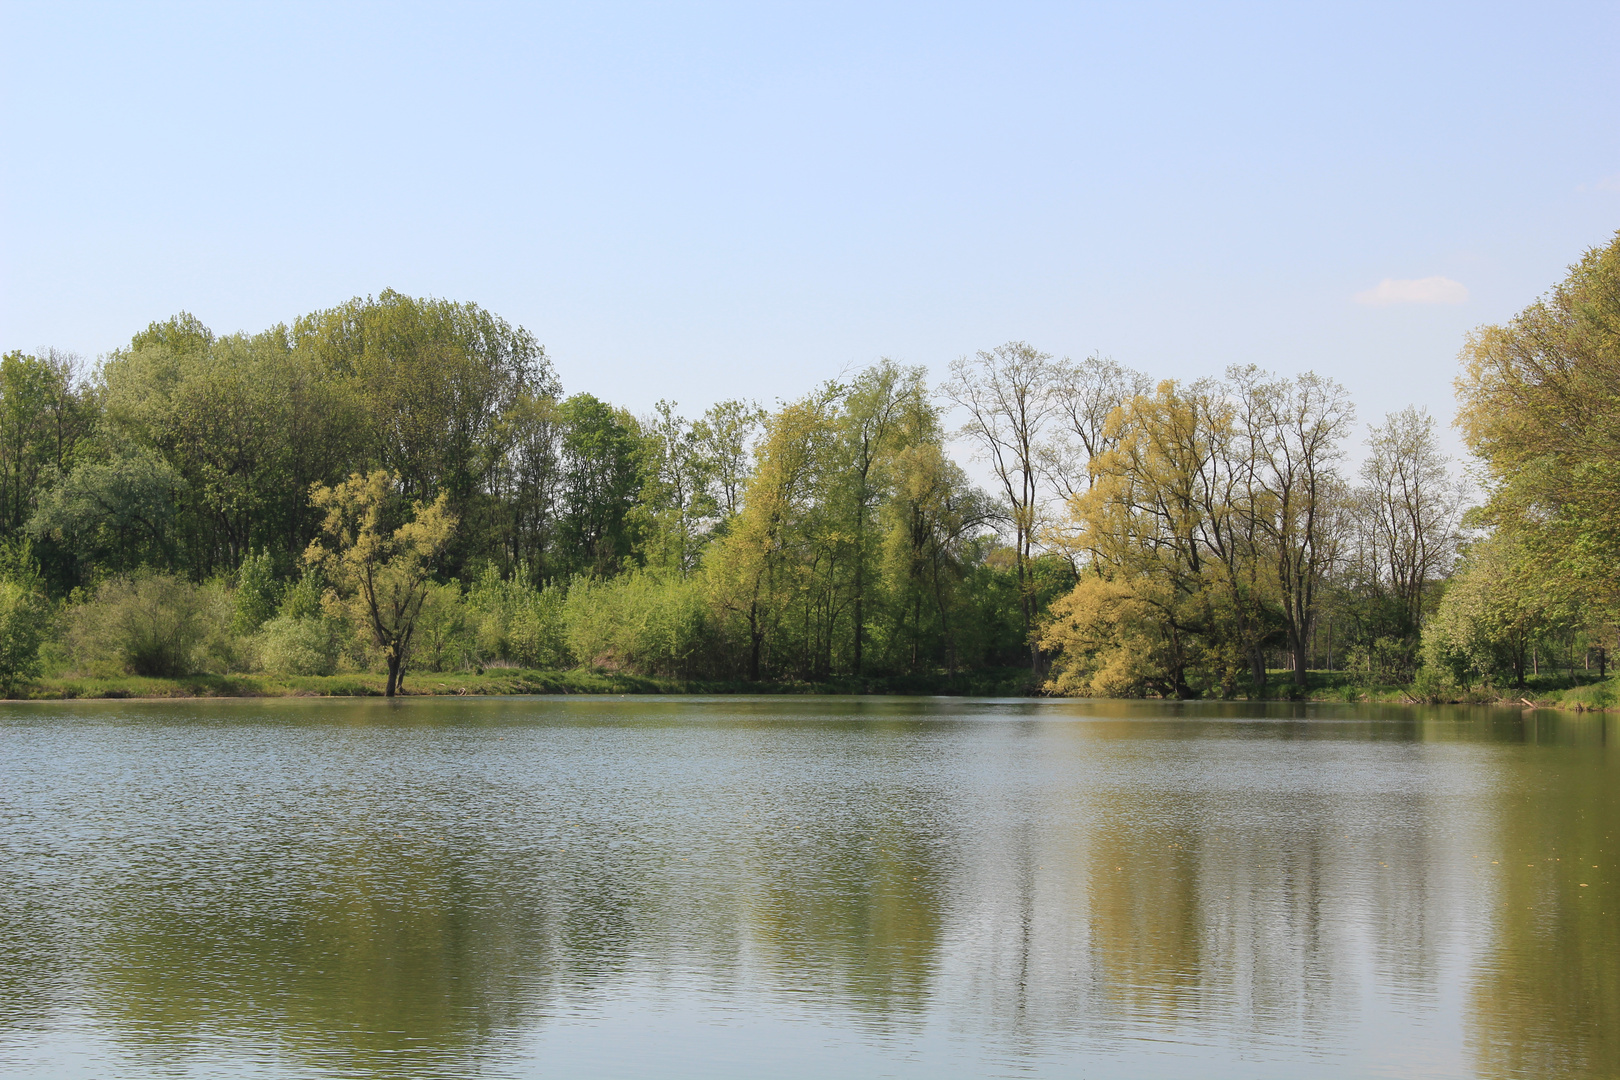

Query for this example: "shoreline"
[4,667,1612,712]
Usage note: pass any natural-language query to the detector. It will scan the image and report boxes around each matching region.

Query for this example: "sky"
[2,1,1617,457]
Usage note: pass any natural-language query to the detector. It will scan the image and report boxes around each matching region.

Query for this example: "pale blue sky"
[3,1,1617,443]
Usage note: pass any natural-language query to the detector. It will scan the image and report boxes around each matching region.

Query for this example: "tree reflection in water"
[0,698,1616,1078]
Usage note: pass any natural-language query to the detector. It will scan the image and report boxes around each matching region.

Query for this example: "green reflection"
[86,833,558,1075]
[1470,714,1620,1079]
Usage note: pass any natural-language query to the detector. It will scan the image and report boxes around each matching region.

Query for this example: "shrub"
[231,549,280,636]
[465,566,571,668]
[410,582,478,672]
[0,579,49,694]
[257,614,345,676]
[66,572,230,677]
[279,570,326,620]
[563,570,716,677]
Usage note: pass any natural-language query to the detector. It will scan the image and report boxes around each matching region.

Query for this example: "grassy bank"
[11,665,1044,701]
[10,666,1612,711]
[1271,669,1620,711]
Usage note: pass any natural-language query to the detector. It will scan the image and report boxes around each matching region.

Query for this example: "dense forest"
[0,231,1614,700]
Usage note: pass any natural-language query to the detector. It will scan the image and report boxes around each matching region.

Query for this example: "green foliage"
[294,289,553,517]
[99,321,366,578]
[464,564,571,668]
[40,281,1618,700]
[278,569,326,620]
[255,566,351,677]
[1560,679,1619,711]
[232,549,280,636]
[564,571,722,678]
[305,469,458,696]
[558,394,645,577]
[28,449,185,572]
[1459,229,1620,638]
[0,537,49,694]
[0,582,48,694]
[410,582,478,673]
[66,572,231,677]
[257,614,345,676]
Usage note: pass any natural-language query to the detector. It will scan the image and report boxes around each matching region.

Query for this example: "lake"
[1,696,1615,1079]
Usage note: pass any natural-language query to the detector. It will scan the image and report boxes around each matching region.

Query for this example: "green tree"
[832,361,928,674]
[27,448,186,573]
[707,392,836,680]
[294,290,554,507]
[557,394,644,577]
[305,470,458,696]
[1422,534,1549,688]
[231,548,280,637]
[0,348,93,536]
[487,390,563,583]
[1229,367,1355,686]
[1457,229,1620,662]
[636,401,711,573]
[1339,407,1461,678]
[880,434,994,673]
[97,318,366,576]
[0,540,49,694]
[691,399,765,522]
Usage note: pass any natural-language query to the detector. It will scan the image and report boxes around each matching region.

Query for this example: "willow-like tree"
[305,470,457,696]
[708,392,835,680]
[835,360,925,674]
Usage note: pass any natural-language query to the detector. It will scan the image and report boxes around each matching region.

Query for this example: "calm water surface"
[1,696,1616,1078]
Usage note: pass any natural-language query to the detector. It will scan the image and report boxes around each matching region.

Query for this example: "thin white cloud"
[1577,173,1620,193]
[1354,276,1469,306]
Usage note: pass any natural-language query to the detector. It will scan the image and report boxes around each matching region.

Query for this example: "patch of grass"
[9,665,1045,700]
[1545,678,1619,712]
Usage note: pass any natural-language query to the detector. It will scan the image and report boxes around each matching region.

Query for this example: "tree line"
[0,232,1613,698]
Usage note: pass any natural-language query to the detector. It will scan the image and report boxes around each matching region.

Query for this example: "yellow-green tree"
[1044,380,1270,697]
[1421,532,1549,688]
[834,360,926,674]
[706,392,835,680]
[305,470,457,696]
[1045,382,1220,696]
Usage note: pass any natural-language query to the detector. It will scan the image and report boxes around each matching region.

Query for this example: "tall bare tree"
[945,341,1060,669]
[1229,366,1355,686]
[1042,354,1152,502]
[1356,407,1462,637]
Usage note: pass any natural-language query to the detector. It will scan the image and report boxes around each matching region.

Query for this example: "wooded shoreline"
[0,234,1613,702]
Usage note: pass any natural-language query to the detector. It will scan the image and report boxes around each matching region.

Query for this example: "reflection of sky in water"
[0,698,1615,1078]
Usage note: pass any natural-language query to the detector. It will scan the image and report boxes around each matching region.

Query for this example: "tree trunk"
[747,602,763,682]
[1292,632,1309,688]
[853,591,863,675]
[385,654,401,697]
[853,505,864,676]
